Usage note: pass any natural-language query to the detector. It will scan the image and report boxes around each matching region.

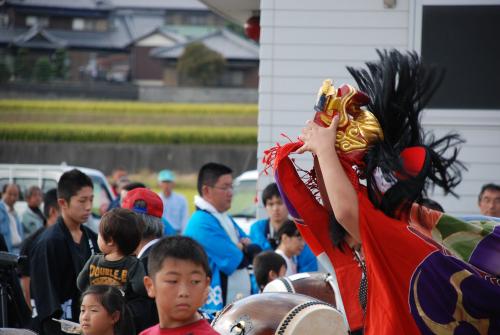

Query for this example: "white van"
[0,163,116,232]
[229,169,258,234]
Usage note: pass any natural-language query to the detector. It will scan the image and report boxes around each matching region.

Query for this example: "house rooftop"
[111,0,207,10]
[151,28,258,60]
[6,0,113,10]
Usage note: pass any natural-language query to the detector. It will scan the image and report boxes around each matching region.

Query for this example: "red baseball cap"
[122,188,163,218]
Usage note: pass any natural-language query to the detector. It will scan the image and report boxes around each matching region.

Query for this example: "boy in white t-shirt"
[274,220,305,276]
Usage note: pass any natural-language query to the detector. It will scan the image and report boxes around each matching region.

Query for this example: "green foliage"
[225,22,246,38]
[0,123,257,145]
[13,48,31,80]
[0,99,257,116]
[0,60,11,83]
[52,49,69,80]
[33,57,52,82]
[177,42,225,86]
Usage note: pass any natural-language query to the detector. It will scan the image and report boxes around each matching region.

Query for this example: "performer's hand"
[297,115,339,155]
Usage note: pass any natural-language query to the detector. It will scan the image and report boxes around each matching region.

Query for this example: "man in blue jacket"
[184,163,261,313]
[250,183,317,272]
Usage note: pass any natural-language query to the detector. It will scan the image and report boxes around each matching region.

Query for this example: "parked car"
[0,163,116,232]
[229,169,258,234]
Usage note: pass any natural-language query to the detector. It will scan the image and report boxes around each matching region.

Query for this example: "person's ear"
[201,185,210,198]
[57,198,68,210]
[144,276,156,298]
[49,206,57,217]
[268,270,278,281]
[110,311,120,325]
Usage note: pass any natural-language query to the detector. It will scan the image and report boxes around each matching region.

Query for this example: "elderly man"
[0,183,23,253]
[22,185,45,235]
[478,183,500,217]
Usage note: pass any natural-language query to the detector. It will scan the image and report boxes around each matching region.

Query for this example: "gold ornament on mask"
[314,79,384,155]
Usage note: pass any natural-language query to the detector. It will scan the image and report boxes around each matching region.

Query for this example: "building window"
[0,13,9,27]
[187,14,207,25]
[95,19,108,32]
[73,18,107,32]
[72,18,85,30]
[26,16,49,27]
[421,5,500,109]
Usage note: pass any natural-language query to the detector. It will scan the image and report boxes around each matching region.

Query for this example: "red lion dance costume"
[264,50,500,334]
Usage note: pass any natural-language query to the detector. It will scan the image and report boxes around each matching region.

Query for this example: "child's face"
[97,234,112,255]
[97,234,117,255]
[265,196,289,224]
[144,258,210,328]
[79,294,118,335]
[283,234,305,256]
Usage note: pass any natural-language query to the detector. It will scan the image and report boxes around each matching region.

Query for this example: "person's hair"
[133,199,163,239]
[197,162,232,195]
[276,220,299,244]
[2,183,19,194]
[43,188,59,219]
[57,169,93,203]
[81,285,135,335]
[262,183,281,206]
[99,208,142,256]
[25,185,42,200]
[253,251,287,290]
[122,182,146,192]
[479,183,500,202]
[148,236,211,279]
[418,198,444,212]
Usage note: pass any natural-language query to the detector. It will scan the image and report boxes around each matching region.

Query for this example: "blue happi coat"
[250,218,318,272]
[184,209,250,313]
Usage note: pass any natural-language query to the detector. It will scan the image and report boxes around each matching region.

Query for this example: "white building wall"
[257,0,500,217]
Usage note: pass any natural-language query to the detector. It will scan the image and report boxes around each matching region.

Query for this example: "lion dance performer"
[263,49,500,334]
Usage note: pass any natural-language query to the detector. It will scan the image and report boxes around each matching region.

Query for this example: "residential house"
[0,0,246,84]
[148,28,259,87]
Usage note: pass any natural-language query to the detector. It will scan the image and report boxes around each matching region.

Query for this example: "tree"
[52,48,69,80]
[33,57,52,82]
[13,48,31,80]
[177,42,225,86]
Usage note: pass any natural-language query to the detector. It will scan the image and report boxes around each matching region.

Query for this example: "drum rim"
[275,301,336,335]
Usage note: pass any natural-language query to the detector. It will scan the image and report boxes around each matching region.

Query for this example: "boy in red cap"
[122,187,165,333]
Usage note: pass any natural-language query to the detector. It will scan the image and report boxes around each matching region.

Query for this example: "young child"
[141,236,219,335]
[252,250,287,291]
[275,220,305,276]
[77,208,146,299]
[80,285,135,335]
[250,183,318,272]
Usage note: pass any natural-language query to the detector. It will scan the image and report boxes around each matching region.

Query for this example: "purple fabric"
[469,225,500,277]
[409,251,500,334]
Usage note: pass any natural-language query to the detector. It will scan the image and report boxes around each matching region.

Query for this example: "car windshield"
[229,179,257,218]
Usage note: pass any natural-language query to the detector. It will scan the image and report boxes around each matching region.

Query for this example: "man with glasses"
[184,162,261,314]
[478,183,500,218]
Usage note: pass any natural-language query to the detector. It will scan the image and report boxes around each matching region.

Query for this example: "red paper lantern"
[245,16,260,42]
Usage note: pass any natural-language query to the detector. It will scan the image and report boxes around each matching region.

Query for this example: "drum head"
[278,303,347,335]
[211,292,347,335]
[263,272,336,307]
